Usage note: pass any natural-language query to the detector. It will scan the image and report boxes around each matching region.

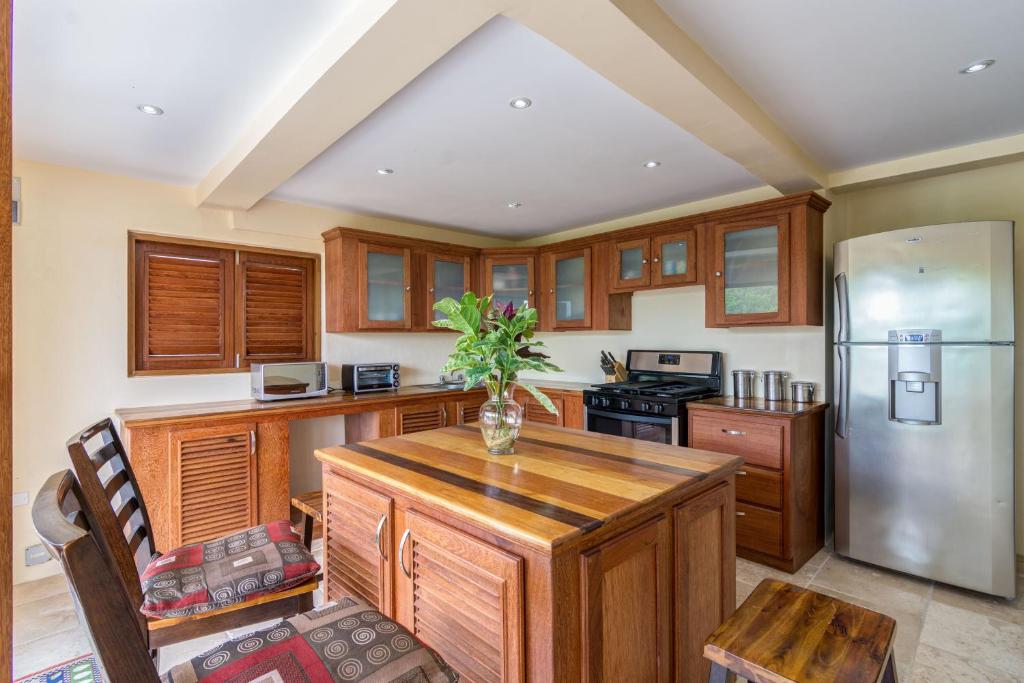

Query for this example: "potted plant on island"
[433,293,561,454]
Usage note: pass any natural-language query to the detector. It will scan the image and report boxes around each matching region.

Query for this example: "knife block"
[604,362,627,383]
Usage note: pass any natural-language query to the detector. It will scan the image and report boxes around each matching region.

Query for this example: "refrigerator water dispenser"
[888,329,942,425]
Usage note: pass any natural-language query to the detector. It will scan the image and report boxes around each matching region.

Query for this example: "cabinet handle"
[737,469,748,476]
[249,430,256,455]
[405,285,411,291]
[736,511,747,517]
[441,406,448,425]
[549,288,554,294]
[398,529,412,578]
[642,258,648,264]
[374,515,387,560]
[528,290,534,295]
[653,257,660,263]
[428,287,434,293]
[722,429,746,436]
[715,271,722,277]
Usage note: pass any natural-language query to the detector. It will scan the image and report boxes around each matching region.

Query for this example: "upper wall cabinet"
[610,221,702,292]
[324,228,479,333]
[483,250,537,311]
[705,194,829,328]
[541,247,592,330]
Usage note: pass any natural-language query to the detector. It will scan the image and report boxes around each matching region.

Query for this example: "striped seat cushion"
[140,520,320,618]
[162,597,459,683]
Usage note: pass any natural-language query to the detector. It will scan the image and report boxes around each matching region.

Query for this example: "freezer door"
[834,343,1015,597]
[833,221,1014,342]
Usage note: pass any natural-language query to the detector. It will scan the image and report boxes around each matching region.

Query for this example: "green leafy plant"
[432,292,562,414]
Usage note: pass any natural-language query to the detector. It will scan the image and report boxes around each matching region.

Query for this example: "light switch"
[12,491,28,507]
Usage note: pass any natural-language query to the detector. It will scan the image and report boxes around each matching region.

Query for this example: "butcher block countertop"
[691,396,829,416]
[315,422,741,553]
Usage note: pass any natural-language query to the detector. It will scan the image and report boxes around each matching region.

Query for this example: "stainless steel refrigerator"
[834,220,1016,597]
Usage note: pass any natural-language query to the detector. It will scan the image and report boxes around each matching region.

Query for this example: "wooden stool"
[291,490,323,549]
[704,579,897,683]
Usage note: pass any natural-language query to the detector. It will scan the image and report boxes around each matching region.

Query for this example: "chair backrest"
[32,470,160,683]
[66,418,157,635]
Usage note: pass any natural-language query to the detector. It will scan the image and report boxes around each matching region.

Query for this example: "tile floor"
[12,550,1024,681]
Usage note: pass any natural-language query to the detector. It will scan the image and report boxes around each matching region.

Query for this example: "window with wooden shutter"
[237,252,317,365]
[129,234,320,375]
[132,240,234,373]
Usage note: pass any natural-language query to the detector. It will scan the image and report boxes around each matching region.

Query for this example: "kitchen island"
[316,422,742,682]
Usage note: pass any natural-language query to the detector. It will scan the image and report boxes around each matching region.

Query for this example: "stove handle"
[585,408,673,424]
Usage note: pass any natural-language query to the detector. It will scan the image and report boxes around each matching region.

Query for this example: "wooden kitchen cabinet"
[611,237,651,290]
[610,223,700,292]
[395,400,448,434]
[515,387,584,429]
[426,253,471,325]
[323,473,394,615]
[358,242,411,330]
[482,250,537,311]
[540,247,592,330]
[705,193,829,327]
[688,397,826,572]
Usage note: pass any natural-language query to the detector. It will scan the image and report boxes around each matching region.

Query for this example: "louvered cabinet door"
[456,393,488,425]
[133,240,234,372]
[524,396,564,426]
[237,251,317,367]
[396,401,446,434]
[397,511,524,683]
[169,423,257,547]
[323,473,393,615]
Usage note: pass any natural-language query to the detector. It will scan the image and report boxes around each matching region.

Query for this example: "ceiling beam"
[197,0,506,210]
[508,0,826,193]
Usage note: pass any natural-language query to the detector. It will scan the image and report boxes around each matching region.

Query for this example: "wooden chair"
[290,490,323,548]
[32,471,457,683]
[704,579,898,683]
[66,418,316,649]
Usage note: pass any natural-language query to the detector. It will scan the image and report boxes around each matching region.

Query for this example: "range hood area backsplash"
[325,286,827,397]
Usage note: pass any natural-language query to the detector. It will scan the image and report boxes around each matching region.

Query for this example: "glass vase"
[478,386,523,455]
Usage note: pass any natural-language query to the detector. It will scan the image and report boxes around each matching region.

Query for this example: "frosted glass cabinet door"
[651,227,698,287]
[710,214,790,325]
[359,243,411,329]
[613,238,650,289]
[429,255,470,322]
[549,248,591,329]
[486,256,535,311]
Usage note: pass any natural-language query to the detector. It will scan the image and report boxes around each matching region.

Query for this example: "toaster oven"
[250,362,328,401]
[341,363,400,393]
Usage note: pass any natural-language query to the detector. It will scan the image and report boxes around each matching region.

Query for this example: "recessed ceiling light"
[137,104,164,116]
[960,59,995,74]
[507,201,522,209]
[509,97,532,110]
[643,160,661,168]
[376,168,394,175]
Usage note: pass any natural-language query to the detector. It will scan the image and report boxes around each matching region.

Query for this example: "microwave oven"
[251,362,328,401]
[341,363,400,393]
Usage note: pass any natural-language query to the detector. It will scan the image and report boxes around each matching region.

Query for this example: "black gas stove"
[583,350,722,445]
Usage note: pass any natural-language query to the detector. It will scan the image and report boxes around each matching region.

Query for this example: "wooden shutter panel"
[134,240,234,372]
[237,251,317,367]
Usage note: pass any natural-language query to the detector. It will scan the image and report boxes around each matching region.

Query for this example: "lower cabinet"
[395,400,448,434]
[515,387,584,430]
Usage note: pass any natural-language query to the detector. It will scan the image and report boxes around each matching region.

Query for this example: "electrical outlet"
[25,544,51,566]
[12,491,29,507]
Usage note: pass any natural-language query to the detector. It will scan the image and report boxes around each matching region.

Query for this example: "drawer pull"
[737,470,748,476]
[399,529,412,578]
[736,511,747,517]
[374,515,387,560]
[722,429,746,436]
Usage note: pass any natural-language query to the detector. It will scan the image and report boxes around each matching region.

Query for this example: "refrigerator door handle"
[835,344,849,438]
[835,272,850,343]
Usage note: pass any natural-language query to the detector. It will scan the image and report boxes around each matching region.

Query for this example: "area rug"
[14,653,103,683]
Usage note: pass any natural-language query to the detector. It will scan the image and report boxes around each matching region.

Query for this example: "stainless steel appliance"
[834,221,1015,597]
[251,361,328,401]
[584,350,722,446]
[341,363,400,393]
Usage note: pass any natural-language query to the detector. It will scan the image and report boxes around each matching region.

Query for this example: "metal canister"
[763,370,787,401]
[790,381,816,403]
[732,370,756,398]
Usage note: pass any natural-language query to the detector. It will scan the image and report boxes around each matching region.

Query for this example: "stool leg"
[708,662,729,683]
[881,652,898,683]
[301,513,314,549]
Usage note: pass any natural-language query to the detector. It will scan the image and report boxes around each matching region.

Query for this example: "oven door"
[585,408,679,445]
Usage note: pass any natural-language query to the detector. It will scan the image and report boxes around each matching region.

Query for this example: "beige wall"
[827,158,1024,550]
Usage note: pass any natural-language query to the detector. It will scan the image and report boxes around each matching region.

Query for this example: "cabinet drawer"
[736,466,782,509]
[736,503,783,557]
[690,414,783,469]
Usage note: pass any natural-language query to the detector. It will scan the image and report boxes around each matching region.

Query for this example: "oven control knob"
[652,403,664,414]
[617,399,631,410]
[640,401,652,411]
[599,397,611,408]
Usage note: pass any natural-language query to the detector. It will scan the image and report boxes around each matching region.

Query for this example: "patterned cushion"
[141,520,320,618]
[162,596,459,683]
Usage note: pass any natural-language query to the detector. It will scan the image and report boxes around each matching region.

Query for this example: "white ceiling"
[270,16,761,237]
[13,0,359,184]
[656,0,1024,171]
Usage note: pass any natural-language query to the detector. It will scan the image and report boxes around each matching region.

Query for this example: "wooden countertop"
[690,396,830,416]
[115,379,587,428]
[316,423,741,553]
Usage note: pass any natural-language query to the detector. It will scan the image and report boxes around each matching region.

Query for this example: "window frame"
[127,232,321,377]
